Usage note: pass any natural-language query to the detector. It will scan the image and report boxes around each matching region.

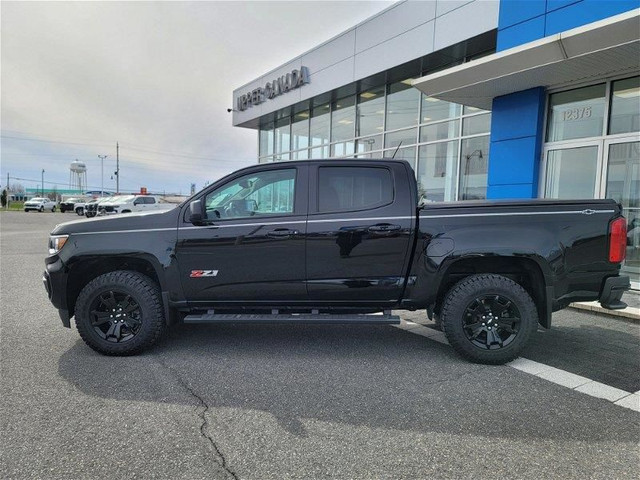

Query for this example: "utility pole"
[41,169,45,197]
[116,142,120,193]
[6,172,9,209]
[98,155,108,197]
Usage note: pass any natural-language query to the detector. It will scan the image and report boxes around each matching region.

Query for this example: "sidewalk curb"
[569,302,640,322]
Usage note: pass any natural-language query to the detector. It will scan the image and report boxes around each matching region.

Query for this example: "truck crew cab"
[44,159,630,364]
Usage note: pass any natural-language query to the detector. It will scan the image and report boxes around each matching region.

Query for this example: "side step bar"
[183,311,400,325]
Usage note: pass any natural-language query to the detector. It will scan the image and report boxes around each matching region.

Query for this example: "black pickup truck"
[44,159,630,364]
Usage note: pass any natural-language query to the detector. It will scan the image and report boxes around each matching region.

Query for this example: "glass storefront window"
[463,105,488,115]
[331,141,356,157]
[385,127,417,149]
[547,84,606,142]
[383,146,416,166]
[544,146,598,198]
[609,76,640,135]
[459,136,489,200]
[331,95,356,143]
[274,117,290,154]
[357,86,385,137]
[356,135,383,154]
[462,113,491,136]
[291,111,309,151]
[421,96,461,123]
[417,141,459,202]
[310,145,329,158]
[386,80,420,131]
[259,124,274,157]
[420,119,459,143]
[310,103,330,148]
[291,149,308,161]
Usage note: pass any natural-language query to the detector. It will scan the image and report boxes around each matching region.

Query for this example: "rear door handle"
[267,228,298,238]
[368,223,401,233]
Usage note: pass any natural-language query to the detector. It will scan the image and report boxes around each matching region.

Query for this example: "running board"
[183,311,400,325]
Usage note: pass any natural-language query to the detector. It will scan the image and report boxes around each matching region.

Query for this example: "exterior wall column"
[487,87,546,199]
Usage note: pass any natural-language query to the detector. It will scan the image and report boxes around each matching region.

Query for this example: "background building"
[232,0,639,286]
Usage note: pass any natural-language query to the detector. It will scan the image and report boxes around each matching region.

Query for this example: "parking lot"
[1,210,639,479]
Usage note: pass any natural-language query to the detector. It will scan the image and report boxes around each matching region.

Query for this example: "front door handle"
[368,223,401,233]
[267,228,298,238]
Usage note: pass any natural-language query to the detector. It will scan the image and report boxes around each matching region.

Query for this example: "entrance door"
[603,139,640,288]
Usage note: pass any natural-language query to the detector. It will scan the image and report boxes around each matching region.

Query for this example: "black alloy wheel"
[461,295,521,350]
[440,274,538,365]
[75,270,165,355]
[89,290,143,343]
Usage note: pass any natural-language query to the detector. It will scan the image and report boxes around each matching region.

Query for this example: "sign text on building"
[236,66,310,112]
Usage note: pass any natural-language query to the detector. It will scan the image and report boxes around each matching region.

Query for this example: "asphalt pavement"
[1,211,639,479]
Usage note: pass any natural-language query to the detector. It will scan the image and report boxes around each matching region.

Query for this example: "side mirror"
[189,200,204,224]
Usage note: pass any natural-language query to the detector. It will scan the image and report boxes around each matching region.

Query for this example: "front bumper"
[43,256,71,327]
[599,275,630,310]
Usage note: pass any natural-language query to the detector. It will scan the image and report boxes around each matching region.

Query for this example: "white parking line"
[395,321,640,413]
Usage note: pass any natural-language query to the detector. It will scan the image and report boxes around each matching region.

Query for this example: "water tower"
[69,160,87,193]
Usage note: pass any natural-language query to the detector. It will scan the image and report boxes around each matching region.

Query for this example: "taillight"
[608,217,627,263]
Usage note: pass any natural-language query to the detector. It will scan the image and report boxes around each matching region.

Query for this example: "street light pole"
[41,169,45,197]
[97,155,108,197]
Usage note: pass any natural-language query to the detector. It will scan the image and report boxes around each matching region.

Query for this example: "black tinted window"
[318,167,393,212]
[143,197,156,204]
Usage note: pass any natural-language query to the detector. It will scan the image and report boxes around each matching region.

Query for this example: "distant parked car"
[24,197,57,212]
[84,197,113,218]
[98,195,176,215]
[60,197,83,213]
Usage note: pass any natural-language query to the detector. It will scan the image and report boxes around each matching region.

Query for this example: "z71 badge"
[190,270,219,278]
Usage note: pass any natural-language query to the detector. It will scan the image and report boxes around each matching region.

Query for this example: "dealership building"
[232,0,639,285]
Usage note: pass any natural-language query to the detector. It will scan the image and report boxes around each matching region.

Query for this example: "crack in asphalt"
[156,359,239,480]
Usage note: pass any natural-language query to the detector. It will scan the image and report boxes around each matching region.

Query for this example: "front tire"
[76,207,84,216]
[75,270,165,355]
[52,206,56,212]
[39,206,44,212]
[440,274,538,365]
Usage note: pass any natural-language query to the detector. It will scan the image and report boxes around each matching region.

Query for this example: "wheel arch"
[434,256,552,329]
[66,255,165,318]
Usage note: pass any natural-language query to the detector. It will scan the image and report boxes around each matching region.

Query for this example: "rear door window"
[318,166,393,212]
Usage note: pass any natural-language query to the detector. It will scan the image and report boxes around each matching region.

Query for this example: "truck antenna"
[391,141,403,159]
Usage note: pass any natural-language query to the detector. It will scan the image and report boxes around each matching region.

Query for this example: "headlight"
[49,235,69,255]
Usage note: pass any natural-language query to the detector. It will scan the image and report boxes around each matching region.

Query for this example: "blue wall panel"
[497,16,546,51]
[545,0,640,35]
[491,88,547,141]
[487,88,545,199]
[487,184,538,199]
[498,0,546,29]
[546,0,582,13]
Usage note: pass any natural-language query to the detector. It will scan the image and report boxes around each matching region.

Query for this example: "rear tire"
[75,270,165,356]
[52,206,56,212]
[440,274,538,365]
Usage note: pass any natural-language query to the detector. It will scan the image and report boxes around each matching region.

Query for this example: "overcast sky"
[1,0,394,195]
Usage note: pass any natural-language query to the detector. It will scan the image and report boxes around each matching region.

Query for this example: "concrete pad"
[613,394,640,412]
[535,367,591,389]
[574,381,631,402]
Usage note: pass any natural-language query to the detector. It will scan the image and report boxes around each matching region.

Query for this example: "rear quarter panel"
[403,199,623,309]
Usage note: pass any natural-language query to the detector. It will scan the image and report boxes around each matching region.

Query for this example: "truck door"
[176,165,308,304]
[305,162,414,303]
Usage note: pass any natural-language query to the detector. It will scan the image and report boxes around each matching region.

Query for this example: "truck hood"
[51,207,181,236]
